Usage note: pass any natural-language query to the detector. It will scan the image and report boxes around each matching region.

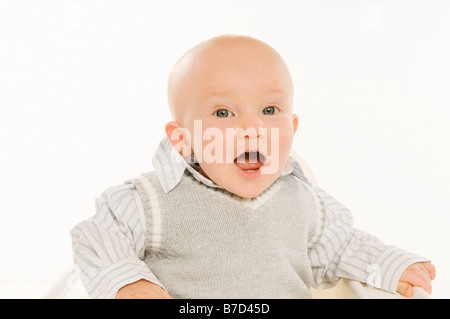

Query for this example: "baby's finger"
[409,271,433,295]
[397,281,413,298]
[423,263,436,281]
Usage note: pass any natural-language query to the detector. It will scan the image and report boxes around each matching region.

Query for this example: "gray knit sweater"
[130,170,320,298]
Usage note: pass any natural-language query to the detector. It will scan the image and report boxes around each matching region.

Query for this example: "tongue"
[234,152,263,170]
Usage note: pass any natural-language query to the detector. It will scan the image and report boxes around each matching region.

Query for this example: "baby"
[71,35,435,299]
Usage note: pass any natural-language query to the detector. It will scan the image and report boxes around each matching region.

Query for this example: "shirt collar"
[152,136,296,193]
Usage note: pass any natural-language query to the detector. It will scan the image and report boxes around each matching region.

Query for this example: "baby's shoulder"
[98,170,158,200]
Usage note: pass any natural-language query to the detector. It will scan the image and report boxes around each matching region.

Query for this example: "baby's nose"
[235,125,267,139]
[236,116,266,139]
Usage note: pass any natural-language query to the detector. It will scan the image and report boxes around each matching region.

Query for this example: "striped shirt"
[70,136,429,298]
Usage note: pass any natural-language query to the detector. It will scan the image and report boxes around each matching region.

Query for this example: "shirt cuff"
[84,259,164,299]
[372,245,430,293]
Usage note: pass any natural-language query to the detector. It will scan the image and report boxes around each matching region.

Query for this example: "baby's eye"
[215,109,233,117]
[262,106,278,115]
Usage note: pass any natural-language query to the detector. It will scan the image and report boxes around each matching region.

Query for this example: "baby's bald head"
[167,35,294,126]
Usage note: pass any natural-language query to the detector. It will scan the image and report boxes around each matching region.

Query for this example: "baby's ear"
[292,114,299,134]
[165,121,192,157]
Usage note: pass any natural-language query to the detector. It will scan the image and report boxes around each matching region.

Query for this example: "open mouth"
[234,151,266,175]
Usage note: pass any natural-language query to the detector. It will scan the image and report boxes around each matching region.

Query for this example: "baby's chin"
[230,187,269,199]
[225,175,280,199]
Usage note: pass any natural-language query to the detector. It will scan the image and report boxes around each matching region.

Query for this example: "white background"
[1,0,449,298]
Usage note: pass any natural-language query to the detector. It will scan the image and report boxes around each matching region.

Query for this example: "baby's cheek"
[269,128,293,154]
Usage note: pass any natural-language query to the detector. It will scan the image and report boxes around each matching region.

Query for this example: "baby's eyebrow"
[265,87,289,96]
[209,87,288,98]
[209,90,231,98]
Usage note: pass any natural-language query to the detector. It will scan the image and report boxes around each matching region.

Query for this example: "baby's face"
[167,37,298,198]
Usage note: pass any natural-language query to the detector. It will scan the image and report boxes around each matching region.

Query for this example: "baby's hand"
[115,279,173,299]
[397,262,436,298]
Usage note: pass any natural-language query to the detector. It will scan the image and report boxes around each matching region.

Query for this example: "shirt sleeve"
[70,183,164,298]
[308,187,430,293]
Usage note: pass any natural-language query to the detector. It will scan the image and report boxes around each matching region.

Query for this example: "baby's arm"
[70,184,169,298]
[307,187,434,297]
